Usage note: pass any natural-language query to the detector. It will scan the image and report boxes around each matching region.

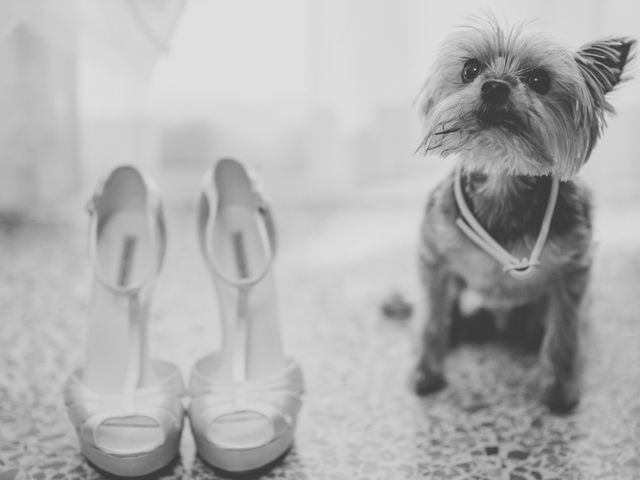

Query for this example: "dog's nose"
[481,80,510,106]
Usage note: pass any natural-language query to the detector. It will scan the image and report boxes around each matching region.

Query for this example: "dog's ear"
[575,37,635,100]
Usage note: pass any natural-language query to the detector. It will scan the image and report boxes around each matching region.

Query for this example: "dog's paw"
[540,379,580,414]
[412,367,446,396]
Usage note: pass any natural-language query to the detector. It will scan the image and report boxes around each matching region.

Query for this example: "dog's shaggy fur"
[413,18,635,413]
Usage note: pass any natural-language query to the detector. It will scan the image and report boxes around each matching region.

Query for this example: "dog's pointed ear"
[575,37,635,99]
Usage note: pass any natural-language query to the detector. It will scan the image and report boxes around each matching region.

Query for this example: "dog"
[412,18,635,413]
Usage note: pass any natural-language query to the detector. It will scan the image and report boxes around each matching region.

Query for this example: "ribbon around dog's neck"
[453,163,560,279]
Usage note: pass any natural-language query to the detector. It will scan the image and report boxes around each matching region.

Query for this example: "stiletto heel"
[189,158,304,473]
[64,166,185,477]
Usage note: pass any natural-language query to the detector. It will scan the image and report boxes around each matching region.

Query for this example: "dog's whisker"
[434,127,460,136]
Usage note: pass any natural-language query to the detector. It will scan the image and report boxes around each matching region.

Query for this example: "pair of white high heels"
[64,159,304,477]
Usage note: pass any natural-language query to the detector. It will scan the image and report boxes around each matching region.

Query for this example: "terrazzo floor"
[1,167,640,480]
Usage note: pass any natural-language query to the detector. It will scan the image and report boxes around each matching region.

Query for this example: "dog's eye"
[461,59,482,84]
[525,69,551,94]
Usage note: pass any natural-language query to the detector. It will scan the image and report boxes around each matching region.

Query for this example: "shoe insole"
[95,415,163,455]
[83,211,156,394]
[206,411,274,449]
[212,205,268,284]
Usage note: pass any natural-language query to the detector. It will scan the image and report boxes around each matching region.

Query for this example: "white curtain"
[0,0,186,215]
[0,0,637,213]
[151,0,640,196]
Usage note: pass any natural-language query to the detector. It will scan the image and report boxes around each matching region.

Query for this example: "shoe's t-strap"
[85,167,167,403]
[233,287,250,384]
[453,162,559,279]
[197,167,277,289]
[197,160,278,384]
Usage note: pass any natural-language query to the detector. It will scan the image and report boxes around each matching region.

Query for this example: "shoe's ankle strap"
[85,167,166,399]
[86,169,167,295]
[197,166,277,289]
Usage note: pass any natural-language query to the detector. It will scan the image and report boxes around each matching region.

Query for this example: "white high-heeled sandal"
[64,166,185,477]
[189,158,304,473]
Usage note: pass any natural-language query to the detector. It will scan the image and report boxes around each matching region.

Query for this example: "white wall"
[1,0,637,212]
[146,0,639,198]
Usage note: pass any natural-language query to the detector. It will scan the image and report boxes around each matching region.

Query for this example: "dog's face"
[419,19,635,179]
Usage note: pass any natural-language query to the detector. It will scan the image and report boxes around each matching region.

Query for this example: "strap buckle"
[503,258,541,278]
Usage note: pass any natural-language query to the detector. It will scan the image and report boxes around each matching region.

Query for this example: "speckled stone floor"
[1,166,640,480]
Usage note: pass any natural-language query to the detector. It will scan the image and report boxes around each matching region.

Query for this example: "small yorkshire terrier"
[413,18,635,412]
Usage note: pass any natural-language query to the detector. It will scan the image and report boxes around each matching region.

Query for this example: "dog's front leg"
[414,260,460,395]
[539,262,591,413]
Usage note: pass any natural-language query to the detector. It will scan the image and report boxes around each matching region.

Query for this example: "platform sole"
[194,427,294,473]
[80,433,180,477]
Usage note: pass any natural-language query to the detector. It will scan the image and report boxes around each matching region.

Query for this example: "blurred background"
[0,0,638,218]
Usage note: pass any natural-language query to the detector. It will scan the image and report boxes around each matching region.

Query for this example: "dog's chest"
[445,231,554,308]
